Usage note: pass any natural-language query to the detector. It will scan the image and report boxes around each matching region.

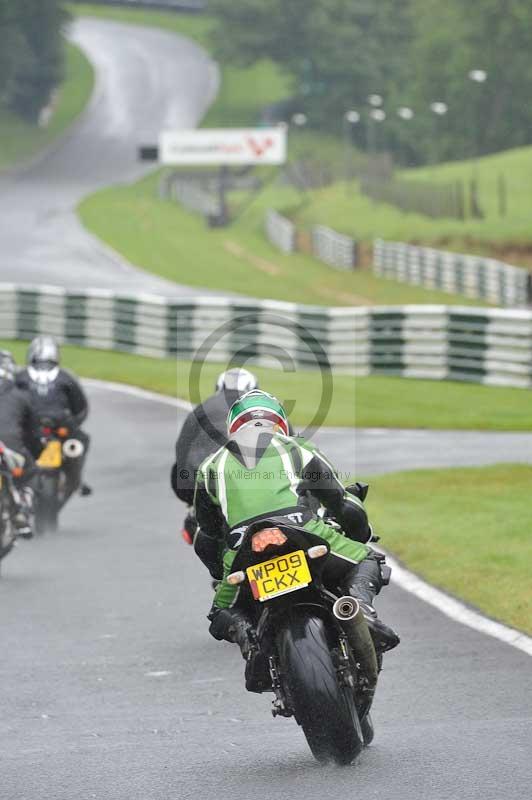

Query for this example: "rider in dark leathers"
[0,351,43,535]
[171,368,260,573]
[16,337,91,502]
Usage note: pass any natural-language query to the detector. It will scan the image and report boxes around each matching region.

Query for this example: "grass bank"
[0,42,94,171]
[283,147,532,266]
[370,464,532,634]
[4,341,532,430]
[79,170,484,306]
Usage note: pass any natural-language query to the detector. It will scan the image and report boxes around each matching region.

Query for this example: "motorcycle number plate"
[246,550,311,602]
[37,441,62,469]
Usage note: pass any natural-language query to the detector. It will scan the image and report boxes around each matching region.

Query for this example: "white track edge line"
[83,378,193,411]
[84,378,532,658]
[384,553,532,657]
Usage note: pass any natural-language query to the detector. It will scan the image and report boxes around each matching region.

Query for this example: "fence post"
[497,173,507,218]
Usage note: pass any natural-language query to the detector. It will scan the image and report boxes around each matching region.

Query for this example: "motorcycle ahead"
[0,443,28,571]
[225,518,381,765]
[34,415,85,534]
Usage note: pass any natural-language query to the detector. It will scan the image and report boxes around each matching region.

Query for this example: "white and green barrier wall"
[1,284,531,388]
[374,239,532,308]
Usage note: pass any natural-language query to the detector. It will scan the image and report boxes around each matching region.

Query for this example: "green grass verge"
[253,142,532,269]
[370,464,532,634]
[4,341,532,431]
[0,42,94,171]
[283,147,532,265]
[79,170,485,306]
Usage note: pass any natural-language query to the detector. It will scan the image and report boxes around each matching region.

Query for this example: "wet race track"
[0,16,531,800]
[0,17,218,295]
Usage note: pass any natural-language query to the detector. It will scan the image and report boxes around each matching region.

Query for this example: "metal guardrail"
[265,211,357,269]
[265,210,296,254]
[1,285,531,387]
[161,175,220,218]
[374,239,532,308]
[312,225,357,270]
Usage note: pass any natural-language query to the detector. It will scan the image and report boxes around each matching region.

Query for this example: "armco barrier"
[1,285,531,388]
[265,211,357,268]
[374,239,532,308]
[265,210,296,254]
[161,176,220,218]
[312,225,357,270]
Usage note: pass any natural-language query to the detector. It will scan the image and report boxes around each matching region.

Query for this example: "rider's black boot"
[209,607,254,659]
[343,557,400,653]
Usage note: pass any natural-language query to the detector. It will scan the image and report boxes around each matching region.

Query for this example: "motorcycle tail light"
[181,528,193,545]
[57,427,69,438]
[11,466,24,478]
[251,527,287,553]
[42,427,52,435]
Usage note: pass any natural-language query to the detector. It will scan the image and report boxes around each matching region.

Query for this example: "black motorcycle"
[34,415,85,534]
[225,518,381,765]
[0,443,27,570]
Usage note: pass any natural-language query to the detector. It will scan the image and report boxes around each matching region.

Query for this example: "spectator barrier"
[374,239,532,308]
[312,225,357,270]
[265,211,357,269]
[265,210,296,254]
[161,175,221,218]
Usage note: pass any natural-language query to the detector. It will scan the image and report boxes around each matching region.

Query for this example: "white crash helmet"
[216,367,258,394]
[27,336,60,385]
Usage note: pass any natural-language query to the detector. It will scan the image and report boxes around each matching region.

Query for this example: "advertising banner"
[159,128,287,166]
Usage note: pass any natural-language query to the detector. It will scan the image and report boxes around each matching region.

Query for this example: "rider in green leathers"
[194,390,399,656]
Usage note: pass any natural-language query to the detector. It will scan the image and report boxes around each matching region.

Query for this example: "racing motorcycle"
[225,518,381,765]
[0,443,28,570]
[34,415,85,533]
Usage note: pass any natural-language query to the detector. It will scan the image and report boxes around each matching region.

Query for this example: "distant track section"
[71,0,206,11]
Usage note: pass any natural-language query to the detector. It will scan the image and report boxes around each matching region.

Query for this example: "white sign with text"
[159,128,287,166]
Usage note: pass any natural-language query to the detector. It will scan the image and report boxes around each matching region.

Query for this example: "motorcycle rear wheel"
[35,473,60,534]
[277,609,364,765]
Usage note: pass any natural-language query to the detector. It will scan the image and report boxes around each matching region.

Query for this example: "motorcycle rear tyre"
[277,610,364,765]
[36,473,60,534]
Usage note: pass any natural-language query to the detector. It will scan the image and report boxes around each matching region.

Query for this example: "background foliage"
[0,0,67,121]
[208,0,532,164]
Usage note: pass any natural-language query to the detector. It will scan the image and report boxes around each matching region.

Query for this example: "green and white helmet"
[227,390,289,436]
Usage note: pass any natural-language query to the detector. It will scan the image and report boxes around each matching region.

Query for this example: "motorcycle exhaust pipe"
[333,596,378,689]
[62,439,84,459]
[333,596,360,620]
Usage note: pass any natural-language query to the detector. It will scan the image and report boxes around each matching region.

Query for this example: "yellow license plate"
[37,441,62,469]
[246,550,312,602]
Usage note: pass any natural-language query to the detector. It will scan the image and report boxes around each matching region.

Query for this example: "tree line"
[208,0,532,164]
[0,0,66,122]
